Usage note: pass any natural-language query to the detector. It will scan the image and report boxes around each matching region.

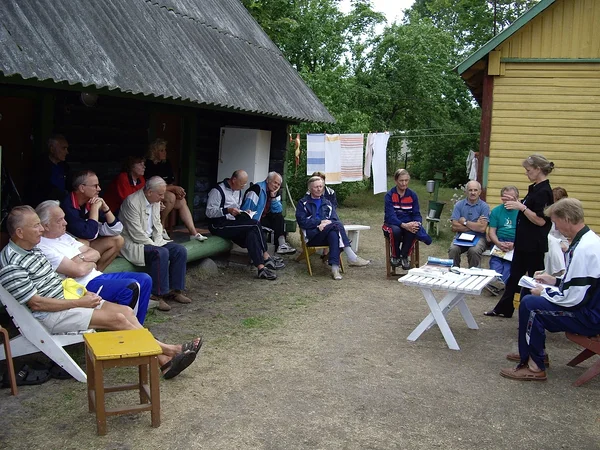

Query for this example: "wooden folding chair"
[0,285,91,382]
[298,229,344,276]
[384,233,420,278]
[0,325,17,395]
[565,332,600,387]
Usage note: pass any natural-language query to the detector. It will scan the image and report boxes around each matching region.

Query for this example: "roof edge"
[455,0,556,75]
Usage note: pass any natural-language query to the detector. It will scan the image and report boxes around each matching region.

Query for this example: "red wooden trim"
[478,74,494,201]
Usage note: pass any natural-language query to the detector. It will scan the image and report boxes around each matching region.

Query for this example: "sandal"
[2,364,51,387]
[161,350,197,380]
[181,336,203,354]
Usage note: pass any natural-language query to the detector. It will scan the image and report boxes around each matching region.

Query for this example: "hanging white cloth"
[364,133,375,178]
[372,132,389,194]
[466,150,478,181]
[306,133,325,175]
[324,134,342,184]
[340,133,364,182]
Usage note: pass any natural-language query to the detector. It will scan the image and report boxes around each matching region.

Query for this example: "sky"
[338,0,416,24]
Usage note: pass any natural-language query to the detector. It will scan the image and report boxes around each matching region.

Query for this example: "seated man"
[119,177,192,311]
[0,206,201,379]
[241,171,296,255]
[60,170,124,271]
[206,170,284,280]
[296,176,370,280]
[501,198,600,382]
[382,169,432,270]
[448,181,490,268]
[488,185,519,284]
[35,200,151,323]
[26,134,71,207]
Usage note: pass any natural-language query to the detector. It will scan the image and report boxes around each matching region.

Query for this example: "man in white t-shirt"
[35,200,152,322]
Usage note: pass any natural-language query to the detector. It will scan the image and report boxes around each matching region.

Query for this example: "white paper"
[457,233,476,242]
[518,276,560,292]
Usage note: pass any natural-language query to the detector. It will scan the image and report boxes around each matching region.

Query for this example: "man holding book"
[500,198,600,381]
[448,181,489,268]
[488,186,520,284]
[206,170,284,280]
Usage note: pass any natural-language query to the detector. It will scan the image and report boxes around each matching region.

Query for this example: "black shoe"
[484,310,512,318]
[401,257,410,270]
[270,254,284,263]
[265,257,285,270]
[258,266,277,280]
[390,257,401,267]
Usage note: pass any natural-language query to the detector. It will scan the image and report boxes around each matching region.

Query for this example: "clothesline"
[290,131,479,141]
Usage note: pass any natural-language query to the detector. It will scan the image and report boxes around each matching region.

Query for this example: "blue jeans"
[86,272,152,324]
[143,242,187,296]
[489,256,511,284]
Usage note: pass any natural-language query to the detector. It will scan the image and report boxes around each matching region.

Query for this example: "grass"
[241,316,283,329]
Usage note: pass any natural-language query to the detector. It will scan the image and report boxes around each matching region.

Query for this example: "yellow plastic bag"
[62,278,87,300]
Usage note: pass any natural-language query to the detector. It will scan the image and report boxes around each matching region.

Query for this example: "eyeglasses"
[83,184,100,188]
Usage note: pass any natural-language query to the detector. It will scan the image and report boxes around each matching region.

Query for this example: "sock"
[343,247,357,262]
[278,235,286,246]
[331,264,340,273]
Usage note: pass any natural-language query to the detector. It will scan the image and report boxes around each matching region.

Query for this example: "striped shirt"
[0,240,64,319]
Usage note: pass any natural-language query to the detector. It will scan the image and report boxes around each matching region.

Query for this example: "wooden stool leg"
[149,356,161,428]
[0,327,17,396]
[94,360,107,436]
[567,348,595,367]
[86,346,95,413]
[139,363,149,404]
[573,360,600,387]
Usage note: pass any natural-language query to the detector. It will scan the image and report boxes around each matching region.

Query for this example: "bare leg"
[90,235,124,271]
[160,191,176,228]
[173,197,197,235]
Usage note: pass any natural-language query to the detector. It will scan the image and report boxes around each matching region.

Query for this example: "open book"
[490,245,514,261]
[237,210,256,219]
[518,276,560,293]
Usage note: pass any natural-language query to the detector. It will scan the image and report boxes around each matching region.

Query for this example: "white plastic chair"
[0,285,91,382]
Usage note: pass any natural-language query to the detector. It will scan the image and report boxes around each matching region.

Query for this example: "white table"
[344,224,370,252]
[399,270,496,350]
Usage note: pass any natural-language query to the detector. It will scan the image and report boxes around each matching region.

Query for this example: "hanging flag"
[306,133,325,175]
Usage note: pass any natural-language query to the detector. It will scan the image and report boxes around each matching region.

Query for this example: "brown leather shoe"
[157,298,171,311]
[506,352,550,366]
[168,290,192,304]
[500,364,547,381]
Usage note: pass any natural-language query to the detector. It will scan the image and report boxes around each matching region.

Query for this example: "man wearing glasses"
[60,170,124,271]
[206,170,284,280]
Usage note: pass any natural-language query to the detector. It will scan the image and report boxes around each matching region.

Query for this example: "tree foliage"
[241,0,541,191]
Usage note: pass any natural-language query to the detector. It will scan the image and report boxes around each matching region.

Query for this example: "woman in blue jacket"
[296,176,370,280]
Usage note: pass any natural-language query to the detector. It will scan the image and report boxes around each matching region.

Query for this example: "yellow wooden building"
[457,0,600,230]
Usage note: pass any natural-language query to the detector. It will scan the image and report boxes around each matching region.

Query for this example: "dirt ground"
[1,209,599,449]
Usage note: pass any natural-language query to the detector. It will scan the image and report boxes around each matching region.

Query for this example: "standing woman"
[485,155,554,318]
[145,138,207,241]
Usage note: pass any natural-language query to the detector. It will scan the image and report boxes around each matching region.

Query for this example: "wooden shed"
[457,0,600,230]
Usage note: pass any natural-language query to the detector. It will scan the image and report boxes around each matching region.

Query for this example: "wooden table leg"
[149,356,161,428]
[94,360,107,436]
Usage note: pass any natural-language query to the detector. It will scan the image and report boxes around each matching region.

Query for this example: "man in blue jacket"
[241,172,296,255]
[60,170,124,271]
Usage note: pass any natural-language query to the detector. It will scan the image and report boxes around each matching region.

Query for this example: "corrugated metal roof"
[0,0,335,123]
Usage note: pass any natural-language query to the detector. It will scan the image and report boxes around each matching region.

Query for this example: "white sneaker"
[276,242,296,254]
[191,233,208,242]
[349,256,370,267]
[332,267,343,280]
[162,230,171,241]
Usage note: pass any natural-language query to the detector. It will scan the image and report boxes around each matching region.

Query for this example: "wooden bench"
[344,224,370,252]
[104,235,232,273]
[565,333,600,387]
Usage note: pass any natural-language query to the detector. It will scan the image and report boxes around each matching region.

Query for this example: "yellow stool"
[84,329,162,435]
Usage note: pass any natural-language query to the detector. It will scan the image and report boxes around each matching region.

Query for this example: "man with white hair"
[241,171,296,254]
[35,200,151,324]
[119,176,190,311]
[501,198,600,382]
[448,180,490,268]
[0,205,201,380]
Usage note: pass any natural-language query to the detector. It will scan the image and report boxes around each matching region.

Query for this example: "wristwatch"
[79,254,85,261]
[463,220,468,226]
